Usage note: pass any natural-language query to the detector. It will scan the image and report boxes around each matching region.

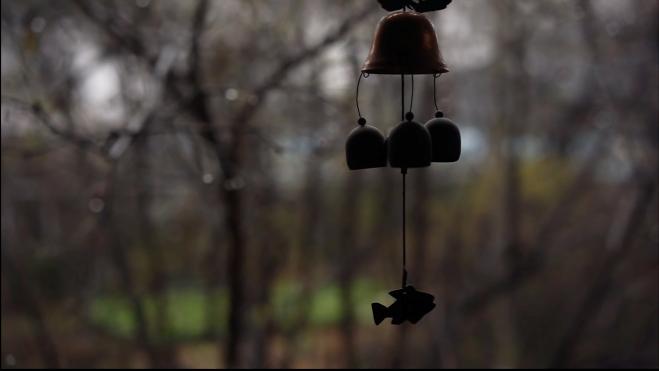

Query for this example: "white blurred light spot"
[223,176,245,191]
[136,0,151,8]
[202,173,214,184]
[225,88,239,101]
[605,21,620,36]
[108,136,131,159]
[79,62,124,126]
[5,354,16,367]
[440,7,495,70]
[320,45,351,98]
[73,44,98,71]
[30,17,46,33]
[460,126,487,156]
[89,197,105,213]
[81,64,119,106]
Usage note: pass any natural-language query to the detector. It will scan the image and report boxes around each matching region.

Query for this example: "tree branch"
[459,133,606,315]
[251,4,374,106]
[31,102,101,153]
[189,0,210,89]
[550,177,656,368]
[73,0,149,61]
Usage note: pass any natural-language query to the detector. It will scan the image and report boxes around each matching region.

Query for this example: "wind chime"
[345,0,460,325]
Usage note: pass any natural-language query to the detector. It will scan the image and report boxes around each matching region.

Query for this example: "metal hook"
[433,73,440,112]
[356,72,368,119]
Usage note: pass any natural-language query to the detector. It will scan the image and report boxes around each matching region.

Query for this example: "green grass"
[89,295,137,338]
[88,287,229,341]
[87,278,386,341]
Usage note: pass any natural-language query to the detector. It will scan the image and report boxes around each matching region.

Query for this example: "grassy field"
[87,278,387,342]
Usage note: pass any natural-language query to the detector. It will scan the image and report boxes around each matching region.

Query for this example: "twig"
[550,177,656,368]
[459,133,606,315]
[251,4,374,106]
[72,0,149,62]
[31,102,101,153]
[189,0,210,90]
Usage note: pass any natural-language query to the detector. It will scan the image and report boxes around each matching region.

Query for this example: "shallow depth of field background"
[1,0,657,368]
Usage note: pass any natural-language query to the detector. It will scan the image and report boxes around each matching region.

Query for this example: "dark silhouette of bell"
[362,11,449,75]
[378,0,452,13]
[425,111,461,162]
[388,112,432,168]
[346,119,387,170]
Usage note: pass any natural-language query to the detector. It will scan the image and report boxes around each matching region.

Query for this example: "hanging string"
[401,74,414,119]
[399,72,410,287]
[433,73,440,112]
[401,74,405,121]
[409,74,414,113]
[355,72,368,119]
[401,169,407,287]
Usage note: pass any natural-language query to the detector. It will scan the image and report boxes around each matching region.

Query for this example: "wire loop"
[355,72,367,118]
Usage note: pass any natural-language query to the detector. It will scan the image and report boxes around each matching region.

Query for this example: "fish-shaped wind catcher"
[372,285,436,325]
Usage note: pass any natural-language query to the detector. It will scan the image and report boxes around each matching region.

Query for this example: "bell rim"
[360,66,449,75]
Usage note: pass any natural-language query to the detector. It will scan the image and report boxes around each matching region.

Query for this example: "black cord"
[399,73,411,287]
[402,168,407,288]
[401,74,414,119]
[433,73,440,112]
[356,72,368,118]
[401,74,405,121]
[410,74,414,113]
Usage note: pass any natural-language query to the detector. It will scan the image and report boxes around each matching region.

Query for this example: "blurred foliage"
[88,279,384,342]
[1,0,657,368]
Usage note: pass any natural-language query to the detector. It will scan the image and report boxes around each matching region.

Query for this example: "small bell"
[362,11,449,75]
[346,118,387,170]
[387,112,432,168]
[425,111,461,162]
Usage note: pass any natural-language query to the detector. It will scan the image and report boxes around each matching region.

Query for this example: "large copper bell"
[388,112,432,168]
[346,118,387,170]
[425,111,461,162]
[362,11,448,75]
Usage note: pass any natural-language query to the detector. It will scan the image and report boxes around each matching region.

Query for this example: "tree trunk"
[1,249,60,368]
[250,140,285,368]
[102,165,160,367]
[337,170,362,368]
[133,130,179,367]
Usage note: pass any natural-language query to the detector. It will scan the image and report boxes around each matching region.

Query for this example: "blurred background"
[1,0,657,368]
